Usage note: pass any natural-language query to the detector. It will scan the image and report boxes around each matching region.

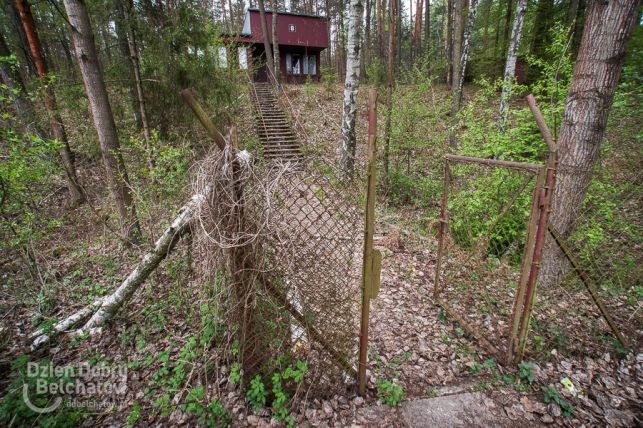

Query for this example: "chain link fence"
[190,127,363,399]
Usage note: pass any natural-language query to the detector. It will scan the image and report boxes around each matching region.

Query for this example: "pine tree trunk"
[538,0,639,290]
[414,0,423,60]
[424,0,430,66]
[3,0,37,76]
[15,0,85,206]
[0,32,40,135]
[325,0,332,67]
[257,0,275,78]
[339,0,364,180]
[62,0,141,240]
[498,0,527,128]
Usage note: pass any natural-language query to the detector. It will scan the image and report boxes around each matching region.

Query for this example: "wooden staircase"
[251,82,303,162]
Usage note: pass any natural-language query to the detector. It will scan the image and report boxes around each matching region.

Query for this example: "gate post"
[358,89,380,396]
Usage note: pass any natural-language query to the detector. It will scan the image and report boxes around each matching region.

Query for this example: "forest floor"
[0,82,640,427]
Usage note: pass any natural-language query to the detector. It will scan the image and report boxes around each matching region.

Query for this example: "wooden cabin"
[233,8,329,83]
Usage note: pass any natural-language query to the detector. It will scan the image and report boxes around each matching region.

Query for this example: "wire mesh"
[527,176,642,357]
[435,156,541,358]
[190,139,363,397]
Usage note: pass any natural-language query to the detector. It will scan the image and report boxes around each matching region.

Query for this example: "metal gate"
[434,154,547,364]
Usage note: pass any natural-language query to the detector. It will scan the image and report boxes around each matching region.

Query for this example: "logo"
[22,362,128,414]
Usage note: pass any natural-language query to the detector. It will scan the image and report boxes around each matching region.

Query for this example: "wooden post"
[180,90,263,383]
[358,89,379,396]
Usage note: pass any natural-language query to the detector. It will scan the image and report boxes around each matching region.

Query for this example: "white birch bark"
[339,0,365,180]
[453,0,479,112]
[30,188,211,350]
[499,0,528,129]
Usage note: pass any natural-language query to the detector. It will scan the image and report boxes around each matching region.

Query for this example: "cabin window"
[217,47,228,68]
[238,47,248,69]
[286,54,301,75]
[307,55,316,75]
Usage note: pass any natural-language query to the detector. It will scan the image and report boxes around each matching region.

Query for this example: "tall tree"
[539,0,640,289]
[424,0,430,66]
[0,32,39,134]
[339,0,365,179]
[413,0,423,59]
[498,0,528,128]
[257,0,275,79]
[270,0,280,79]
[62,0,141,241]
[446,0,453,87]
[450,0,479,148]
[383,0,396,185]
[125,0,154,173]
[530,0,555,60]
[14,0,85,205]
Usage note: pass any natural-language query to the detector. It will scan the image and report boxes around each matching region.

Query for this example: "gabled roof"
[246,7,328,20]
[240,8,329,49]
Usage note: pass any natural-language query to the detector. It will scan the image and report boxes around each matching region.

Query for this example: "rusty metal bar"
[358,89,379,396]
[507,166,545,364]
[526,94,557,152]
[445,154,541,173]
[433,158,450,299]
[548,225,628,349]
[262,279,357,377]
[514,95,559,362]
[180,89,227,151]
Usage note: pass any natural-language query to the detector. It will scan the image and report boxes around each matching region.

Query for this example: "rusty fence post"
[358,89,381,396]
[433,158,450,299]
[512,94,559,362]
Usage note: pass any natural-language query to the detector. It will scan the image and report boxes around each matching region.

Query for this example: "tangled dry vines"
[191,144,363,394]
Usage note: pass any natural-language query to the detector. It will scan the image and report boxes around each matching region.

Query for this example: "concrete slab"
[402,392,513,428]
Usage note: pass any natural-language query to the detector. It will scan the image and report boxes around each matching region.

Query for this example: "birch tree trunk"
[270,0,280,79]
[15,0,85,206]
[498,0,527,129]
[449,0,478,148]
[446,0,454,88]
[339,0,365,180]
[257,0,275,79]
[538,0,639,290]
[62,0,141,241]
[31,188,209,350]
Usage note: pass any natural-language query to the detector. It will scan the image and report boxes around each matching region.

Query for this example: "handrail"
[246,71,271,152]
[266,65,310,146]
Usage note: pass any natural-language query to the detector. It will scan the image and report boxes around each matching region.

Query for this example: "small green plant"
[182,386,232,427]
[376,379,405,406]
[517,361,535,384]
[247,375,266,410]
[541,385,573,417]
[228,363,241,384]
[127,402,142,426]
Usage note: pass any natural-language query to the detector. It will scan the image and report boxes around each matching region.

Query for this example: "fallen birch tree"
[30,187,210,351]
